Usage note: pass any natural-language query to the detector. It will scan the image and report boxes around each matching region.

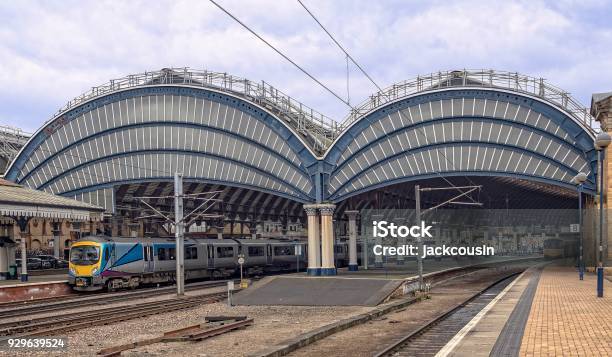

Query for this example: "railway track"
[374,273,519,357]
[0,291,227,338]
[0,280,230,318]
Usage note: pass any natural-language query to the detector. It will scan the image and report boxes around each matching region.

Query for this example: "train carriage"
[68,236,342,291]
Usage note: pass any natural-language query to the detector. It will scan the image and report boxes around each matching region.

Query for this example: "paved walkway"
[444,266,539,356]
[519,266,612,356]
[0,274,67,286]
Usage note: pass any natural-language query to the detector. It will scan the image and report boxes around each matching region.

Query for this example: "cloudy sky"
[0,0,611,133]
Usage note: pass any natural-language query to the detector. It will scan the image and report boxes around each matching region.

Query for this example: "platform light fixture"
[595,132,611,298]
[573,172,587,280]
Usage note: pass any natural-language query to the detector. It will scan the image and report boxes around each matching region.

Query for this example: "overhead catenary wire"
[208,0,353,109]
[210,0,480,205]
[297,0,384,94]
[295,0,481,204]
[346,55,350,104]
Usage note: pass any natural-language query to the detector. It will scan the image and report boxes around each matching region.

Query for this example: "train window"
[143,246,148,261]
[273,246,293,256]
[248,246,264,256]
[158,247,167,260]
[185,246,198,260]
[157,247,176,261]
[216,246,234,258]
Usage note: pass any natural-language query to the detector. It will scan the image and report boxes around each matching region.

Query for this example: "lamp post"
[595,132,611,298]
[573,172,587,280]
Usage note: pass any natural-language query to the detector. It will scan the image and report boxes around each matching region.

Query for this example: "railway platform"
[0,275,70,302]
[443,265,612,356]
[0,273,67,286]
[234,256,540,307]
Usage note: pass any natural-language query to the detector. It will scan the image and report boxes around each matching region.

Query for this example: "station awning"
[0,179,105,221]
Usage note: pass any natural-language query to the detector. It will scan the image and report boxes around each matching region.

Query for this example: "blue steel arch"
[329,171,587,204]
[6,85,319,205]
[331,143,585,199]
[35,150,313,198]
[17,122,306,186]
[61,177,312,204]
[5,72,600,208]
[329,118,588,182]
[325,88,598,202]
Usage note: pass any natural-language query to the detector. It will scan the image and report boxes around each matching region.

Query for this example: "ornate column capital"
[303,204,318,216]
[345,210,359,219]
[592,94,612,132]
[318,204,336,216]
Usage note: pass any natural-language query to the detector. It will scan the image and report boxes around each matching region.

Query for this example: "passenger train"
[68,236,349,291]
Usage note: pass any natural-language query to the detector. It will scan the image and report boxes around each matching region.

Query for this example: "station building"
[4,68,610,275]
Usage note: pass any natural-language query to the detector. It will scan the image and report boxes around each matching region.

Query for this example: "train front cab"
[68,240,105,291]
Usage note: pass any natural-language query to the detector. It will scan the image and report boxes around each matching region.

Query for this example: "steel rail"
[0,280,229,317]
[373,272,521,357]
[0,291,227,337]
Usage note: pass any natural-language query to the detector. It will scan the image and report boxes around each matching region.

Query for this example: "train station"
[1,1,612,356]
[0,66,610,356]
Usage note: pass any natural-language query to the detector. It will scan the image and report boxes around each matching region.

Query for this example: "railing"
[0,125,31,164]
[340,69,597,133]
[52,68,339,154]
[44,68,597,154]
[0,124,31,141]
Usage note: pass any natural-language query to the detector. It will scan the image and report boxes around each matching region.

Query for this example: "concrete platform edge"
[248,295,420,357]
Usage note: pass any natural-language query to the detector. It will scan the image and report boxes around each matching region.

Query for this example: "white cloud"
[0,0,611,132]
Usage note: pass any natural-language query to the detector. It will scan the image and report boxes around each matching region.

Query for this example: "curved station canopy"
[5,69,599,217]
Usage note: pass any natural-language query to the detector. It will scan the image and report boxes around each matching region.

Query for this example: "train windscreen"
[70,245,100,265]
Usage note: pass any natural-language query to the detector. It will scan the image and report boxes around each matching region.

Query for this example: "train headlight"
[69,267,76,276]
[91,267,99,276]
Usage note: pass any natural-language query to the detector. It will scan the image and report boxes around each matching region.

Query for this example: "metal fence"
[0,124,31,169]
[46,68,597,155]
[52,68,339,154]
[341,69,597,134]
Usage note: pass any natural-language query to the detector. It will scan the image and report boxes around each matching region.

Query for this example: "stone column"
[138,220,145,238]
[592,93,612,262]
[319,204,336,276]
[52,221,61,259]
[373,214,384,268]
[0,244,7,280]
[346,210,359,271]
[304,205,321,276]
[216,222,223,240]
[111,216,120,237]
[395,217,406,265]
[15,217,30,282]
[515,232,520,253]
